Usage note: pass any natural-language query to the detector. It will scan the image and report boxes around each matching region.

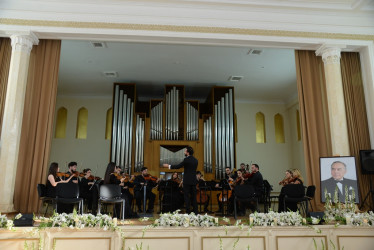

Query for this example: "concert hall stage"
[1,223,373,250]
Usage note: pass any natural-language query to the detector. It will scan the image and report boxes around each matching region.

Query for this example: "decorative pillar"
[0,33,38,212]
[316,45,350,156]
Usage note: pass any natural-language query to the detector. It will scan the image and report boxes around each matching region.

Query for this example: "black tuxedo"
[171,155,198,213]
[321,177,359,203]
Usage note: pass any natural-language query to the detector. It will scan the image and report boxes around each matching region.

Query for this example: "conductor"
[163,146,198,214]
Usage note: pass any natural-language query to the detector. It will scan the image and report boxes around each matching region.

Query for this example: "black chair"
[234,184,259,220]
[98,184,125,219]
[282,184,306,215]
[261,180,273,213]
[305,185,316,213]
[37,184,55,216]
[55,183,84,214]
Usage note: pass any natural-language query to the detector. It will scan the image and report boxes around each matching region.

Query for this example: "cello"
[196,176,208,204]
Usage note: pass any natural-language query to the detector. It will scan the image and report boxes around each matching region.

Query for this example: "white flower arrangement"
[34,210,118,231]
[153,210,219,227]
[249,211,303,227]
[0,213,14,230]
[324,186,357,222]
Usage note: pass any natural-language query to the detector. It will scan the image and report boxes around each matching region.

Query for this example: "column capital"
[10,32,39,54]
[315,44,346,65]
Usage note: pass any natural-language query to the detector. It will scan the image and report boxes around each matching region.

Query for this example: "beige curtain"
[341,52,373,210]
[14,40,61,213]
[0,38,11,137]
[295,50,332,211]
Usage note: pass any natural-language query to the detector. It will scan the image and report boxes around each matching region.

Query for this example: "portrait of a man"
[320,157,359,203]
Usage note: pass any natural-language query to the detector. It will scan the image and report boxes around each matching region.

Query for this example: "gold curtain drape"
[341,52,373,210]
[14,40,61,213]
[295,50,332,211]
[0,38,11,137]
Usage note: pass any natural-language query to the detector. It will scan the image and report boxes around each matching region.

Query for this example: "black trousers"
[135,190,155,212]
[183,184,198,214]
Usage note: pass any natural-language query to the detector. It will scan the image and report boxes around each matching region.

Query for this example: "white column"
[316,45,350,156]
[0,33,39,212]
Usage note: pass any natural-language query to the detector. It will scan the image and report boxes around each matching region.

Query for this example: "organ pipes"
[135,114,145,172]
[186,102,198,140]
[165,87,179,140]
[159,146,185,166]
[111,85,134,174]
[214,89,234,179]
[204,116,212,173]
[150,102,163,140]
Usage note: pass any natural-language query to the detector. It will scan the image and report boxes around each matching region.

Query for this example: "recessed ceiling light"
[247,49,263,55]
[90,41,107,48]
[103,71,118,78]
[228,76,243,82]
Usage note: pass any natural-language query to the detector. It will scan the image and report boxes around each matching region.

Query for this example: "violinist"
[46,162,74,198]
[279,169,294,186]
[79,168,99,214]
[161,172,184,212]
[215,167,235,214]
[103,162,137,218]
[196,171,211,213]
[278,168,305,212]
[134,167,159,214]
[247,164,263,197]
[233,163,247,179]
[63,162,80,184]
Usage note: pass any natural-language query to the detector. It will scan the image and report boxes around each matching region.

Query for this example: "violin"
[244,172,254,179]
[57,171,80,178]
[122,174,134,183]
[143,174,158,182]
[86,175,102,181]
[113,172,124,181]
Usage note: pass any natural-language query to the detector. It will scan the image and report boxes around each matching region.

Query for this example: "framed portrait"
[320,156,360,203]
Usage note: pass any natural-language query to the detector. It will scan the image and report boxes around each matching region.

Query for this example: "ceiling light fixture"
[228,76,243,82]
[103,71,118,78]
[247,49,263,55]
[90,41,107,48]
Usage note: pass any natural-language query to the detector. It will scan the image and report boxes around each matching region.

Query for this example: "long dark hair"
[103,162,116,184]
[48,162,59,179]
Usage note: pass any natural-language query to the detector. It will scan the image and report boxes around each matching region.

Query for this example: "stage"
[1,223,374,250]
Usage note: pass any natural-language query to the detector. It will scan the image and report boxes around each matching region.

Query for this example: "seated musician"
[103,162,136,218]
[79,168,97,214]
[161,172,184,212]
[279,169,294,186]
[233,163,248,179]
[215,167,235,213]
[64,161,80,184]
[46,162,74,199]
[134,167,159,213]
[196,171,211,213]
[246,164,264,197]
[278,168,305,212]
[232,169,250,216]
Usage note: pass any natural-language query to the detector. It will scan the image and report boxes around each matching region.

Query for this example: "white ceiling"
[58,40,298,103]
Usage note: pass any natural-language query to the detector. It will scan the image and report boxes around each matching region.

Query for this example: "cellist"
[196,171,210,213]
[214,167,235,213]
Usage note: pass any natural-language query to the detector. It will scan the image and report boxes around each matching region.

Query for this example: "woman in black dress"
[46,162,73,198]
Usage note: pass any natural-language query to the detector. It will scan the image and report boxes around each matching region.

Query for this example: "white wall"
[235,101,305,192]
[49,96,112,178]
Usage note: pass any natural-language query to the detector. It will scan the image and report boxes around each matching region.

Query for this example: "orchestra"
[46,160,268,217]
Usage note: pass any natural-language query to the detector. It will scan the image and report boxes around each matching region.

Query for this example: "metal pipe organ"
[150,102,163,140]
[203,116,212,173]
[111,85,134,174]
[186,102,198,141]
[111,83,235,177]
[159,146,186,166]
[165,87,179,140]
[214,88,235,179]
[134,114,145,172]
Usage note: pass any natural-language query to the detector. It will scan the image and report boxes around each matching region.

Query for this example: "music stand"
[139,185,153,217]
